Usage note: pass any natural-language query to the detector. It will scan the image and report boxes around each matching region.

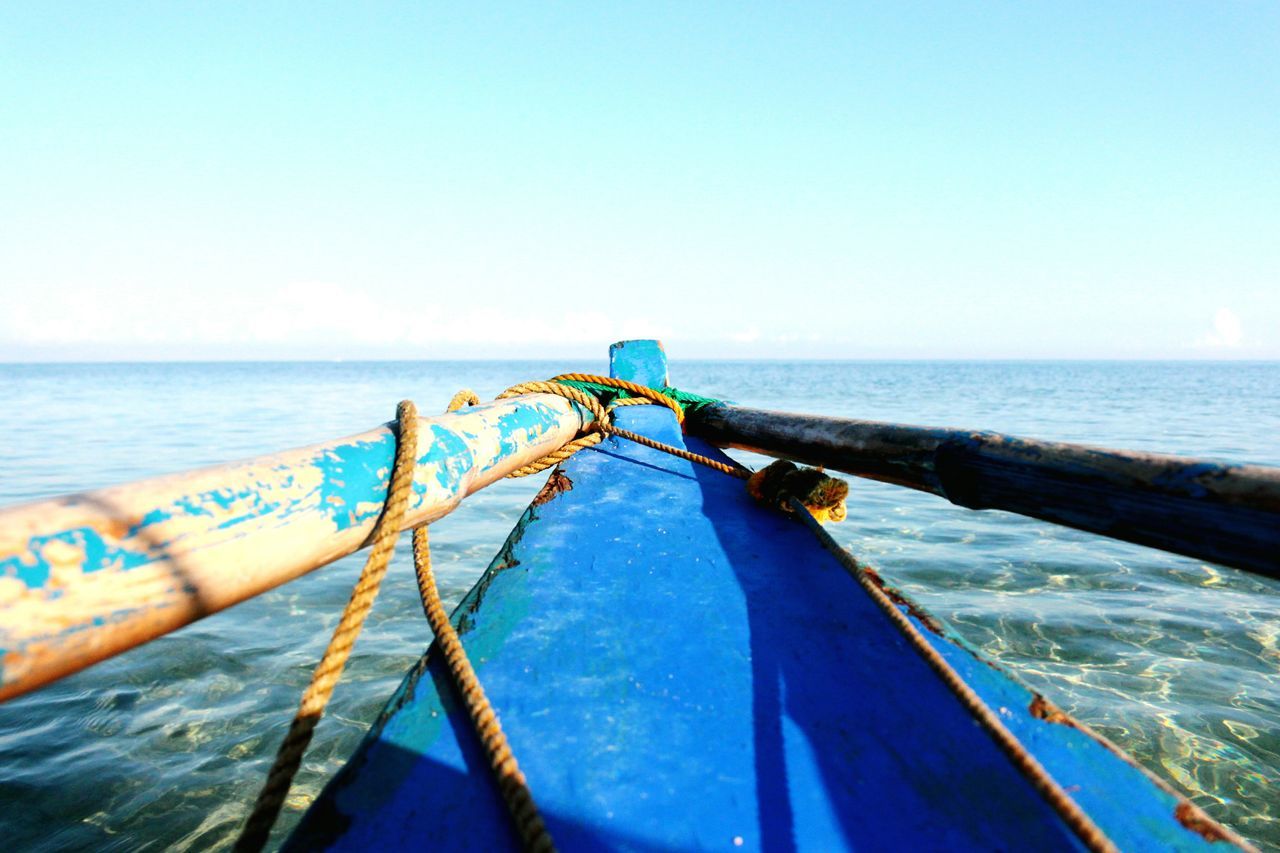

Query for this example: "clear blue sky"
[2,3,1277,359]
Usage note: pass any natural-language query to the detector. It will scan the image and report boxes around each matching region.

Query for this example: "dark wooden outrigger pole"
[689,405,1280,579]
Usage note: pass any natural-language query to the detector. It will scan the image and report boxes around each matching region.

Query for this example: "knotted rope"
[238,395,555,853]
[493,376,847,519]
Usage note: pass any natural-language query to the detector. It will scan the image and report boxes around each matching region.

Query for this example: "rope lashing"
[497,375,849,521]
[236,400,422,853]
[548,373,686,422]
[546,373,722,420]
[237,399,555,853]
[747,460,849,523]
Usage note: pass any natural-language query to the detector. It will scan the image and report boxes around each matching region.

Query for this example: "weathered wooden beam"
[688,404,1280,578]
[0,394,587,702]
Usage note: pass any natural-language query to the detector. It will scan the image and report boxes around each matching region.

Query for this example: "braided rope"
[413,526,555,851]
[604,425,748,479]
[437,391,557,848]
[491,377,732,479]
[497,381,609,424]
[235,400,422,852]
[447,389,481,412]
[549,373,684,423]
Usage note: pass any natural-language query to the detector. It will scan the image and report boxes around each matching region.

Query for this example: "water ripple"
[0,360,1277,849]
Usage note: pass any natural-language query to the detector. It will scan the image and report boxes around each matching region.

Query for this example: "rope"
[492,377,748,482]
[549,373,685,422]
[447,389,481,412]
[605,424,748,479]
[237,395,556,852]
[413,526,554,851]
[236,400,422,853]
[497,380,609,422]
[789,498,1117,853]
[489,378,834,520]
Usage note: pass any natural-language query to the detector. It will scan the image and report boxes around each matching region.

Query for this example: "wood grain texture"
[688,404,1280,577]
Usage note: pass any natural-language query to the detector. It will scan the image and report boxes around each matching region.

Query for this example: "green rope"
[553,379,723,418]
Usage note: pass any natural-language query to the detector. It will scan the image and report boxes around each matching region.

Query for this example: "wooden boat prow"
[289,341,1246,851]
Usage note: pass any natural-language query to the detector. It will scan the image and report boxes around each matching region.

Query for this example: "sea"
[1,360,1277,851]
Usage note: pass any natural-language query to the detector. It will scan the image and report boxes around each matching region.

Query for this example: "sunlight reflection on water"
[0,359,1276,850]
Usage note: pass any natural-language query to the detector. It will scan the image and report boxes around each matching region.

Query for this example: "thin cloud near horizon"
[2,5,1277,361]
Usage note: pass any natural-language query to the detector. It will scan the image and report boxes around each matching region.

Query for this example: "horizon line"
[4,356,1278,365]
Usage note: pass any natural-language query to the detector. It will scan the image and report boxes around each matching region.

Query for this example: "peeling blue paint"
[2,408,569,597]
[1,527,152,589]
[476,402,572,478]
[493,411,529,459]
[215,494,283,529]
[134,507,176,529]
[314,436,397,531]
[1,398,587,701]
[426,426,475,490]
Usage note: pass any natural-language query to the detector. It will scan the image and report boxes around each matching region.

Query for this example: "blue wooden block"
[609,339,669,388]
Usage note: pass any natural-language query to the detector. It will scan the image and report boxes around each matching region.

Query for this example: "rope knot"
[747,460,849,523]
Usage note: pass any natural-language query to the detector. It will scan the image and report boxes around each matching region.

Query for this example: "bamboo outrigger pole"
[689,405,1280,579]
[0,395,588,702]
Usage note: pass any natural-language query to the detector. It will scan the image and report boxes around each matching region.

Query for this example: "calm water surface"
[1,360,1277,850]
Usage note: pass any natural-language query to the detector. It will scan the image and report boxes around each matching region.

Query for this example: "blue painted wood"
[608,339,668,389]
[289,343,1241,851]
[0,394,584,701]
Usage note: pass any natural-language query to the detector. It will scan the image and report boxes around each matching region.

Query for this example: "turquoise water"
[1,360,1277,850]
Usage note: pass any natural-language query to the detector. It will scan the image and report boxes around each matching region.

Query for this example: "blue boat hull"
[288,346,1237,851]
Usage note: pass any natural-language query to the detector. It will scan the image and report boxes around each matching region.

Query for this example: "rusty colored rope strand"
[602,424,749,479]
[235,400,422,853]
[412,526,556,852]
[789,497,1118,853]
